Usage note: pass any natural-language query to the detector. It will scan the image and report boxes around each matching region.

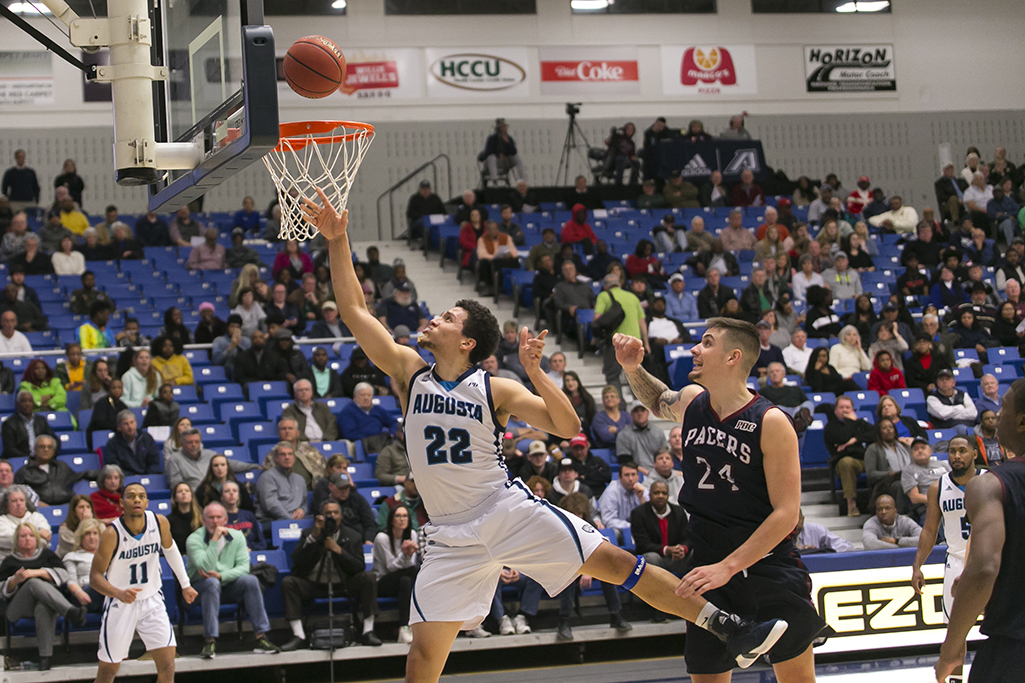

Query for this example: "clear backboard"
[146,0,279,210]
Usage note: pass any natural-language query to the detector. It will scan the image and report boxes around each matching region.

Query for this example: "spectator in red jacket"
[731,169,764,207]
[459,208,485,267]
[560,204,598,255]
[867,349,906,397]
[624,239,664,284]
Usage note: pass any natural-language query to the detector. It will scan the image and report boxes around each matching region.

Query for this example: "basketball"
[283,35,346,99]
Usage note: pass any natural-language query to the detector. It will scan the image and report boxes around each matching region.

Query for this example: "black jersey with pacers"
[680,389,785,547]
[980,459,1025,639]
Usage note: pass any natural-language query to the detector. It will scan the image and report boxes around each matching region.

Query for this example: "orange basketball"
[283,36,346,99]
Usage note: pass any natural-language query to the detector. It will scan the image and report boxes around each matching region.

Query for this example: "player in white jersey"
[90,483,196,683]
[911,435,978,683]
[303,189,788,683]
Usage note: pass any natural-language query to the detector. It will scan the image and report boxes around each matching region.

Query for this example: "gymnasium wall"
[0,0,1023,241]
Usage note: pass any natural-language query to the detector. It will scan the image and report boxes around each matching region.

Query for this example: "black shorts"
[682,521,827,675]
[969,636,1025,683]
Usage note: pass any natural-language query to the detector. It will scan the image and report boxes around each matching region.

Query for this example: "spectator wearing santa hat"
[847,175,873,217]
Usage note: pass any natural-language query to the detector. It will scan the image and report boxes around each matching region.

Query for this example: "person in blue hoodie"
[929,266,968,310]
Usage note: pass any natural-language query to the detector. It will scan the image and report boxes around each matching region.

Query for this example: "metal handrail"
[375,154,452,241]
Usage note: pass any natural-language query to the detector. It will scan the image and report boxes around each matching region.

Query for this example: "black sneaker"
[253,636,280,654]
[720,615,789,669]
[556,619,573,641]
[38,657,50,672]
[200,641,216,659]
[360,631,383,647]
[67,605,88,627]
[610,613,633,632]
[280,637,306,652]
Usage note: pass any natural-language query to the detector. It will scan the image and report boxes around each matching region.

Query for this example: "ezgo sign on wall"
[661,45,757,96]
[811,563,981,654]
[426,48,529,98]
[805,44,896,92]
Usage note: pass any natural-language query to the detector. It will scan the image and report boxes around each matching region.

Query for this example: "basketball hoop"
[263,120,375,241]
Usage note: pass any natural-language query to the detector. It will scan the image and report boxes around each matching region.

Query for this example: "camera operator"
[280,500,381,650]
[482,119,526,184]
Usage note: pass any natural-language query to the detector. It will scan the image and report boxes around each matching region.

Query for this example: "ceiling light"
[7,2,52,13]
[331,0,346,8]
[836,1,890,11]
[571,0,610,11]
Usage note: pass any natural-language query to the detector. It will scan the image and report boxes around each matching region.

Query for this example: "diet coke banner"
[538,47,639,96]
[660,45,757,96]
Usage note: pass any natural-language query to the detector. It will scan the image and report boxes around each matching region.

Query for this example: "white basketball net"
[262,121,375,241]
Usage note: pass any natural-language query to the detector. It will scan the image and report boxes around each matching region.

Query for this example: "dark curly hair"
[455,298,500,365]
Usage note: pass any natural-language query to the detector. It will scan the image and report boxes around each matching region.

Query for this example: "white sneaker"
[498,615,514,635]
[397,625,413,644]
[512,614,531,634]
[464,626,491,638]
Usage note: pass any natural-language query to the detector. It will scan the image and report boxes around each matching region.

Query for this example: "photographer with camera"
[280,498,381,651]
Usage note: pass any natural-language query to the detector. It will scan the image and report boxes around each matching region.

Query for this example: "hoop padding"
[263,121,375,242]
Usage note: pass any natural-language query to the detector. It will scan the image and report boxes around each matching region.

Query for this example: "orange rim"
[274,120,375,153]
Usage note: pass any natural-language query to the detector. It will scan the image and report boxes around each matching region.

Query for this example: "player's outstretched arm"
[493,328,580,439]
[676,408,800,598]
[302,189,426,383]
[936,473,1005,681]
[911,480,942,594]
[613,333,696,422]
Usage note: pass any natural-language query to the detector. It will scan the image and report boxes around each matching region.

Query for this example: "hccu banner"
[538,46,640,96]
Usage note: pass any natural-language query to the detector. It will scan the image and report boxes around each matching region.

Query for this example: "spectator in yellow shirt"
[150,335,195,386]
[55,190,88,235]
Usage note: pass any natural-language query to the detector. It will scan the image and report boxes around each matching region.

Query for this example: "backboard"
[146,0,279,210]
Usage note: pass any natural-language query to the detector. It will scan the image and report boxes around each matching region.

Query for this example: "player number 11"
[129,562,149,585]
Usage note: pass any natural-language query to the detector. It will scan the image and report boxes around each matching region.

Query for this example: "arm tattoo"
[624,365,682,422]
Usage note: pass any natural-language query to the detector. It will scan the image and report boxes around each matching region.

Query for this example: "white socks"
[290,620,305,640]
[363,615,375,634]
[695,602,718,630]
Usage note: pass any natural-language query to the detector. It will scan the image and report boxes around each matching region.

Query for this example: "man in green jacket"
[187,502,281,658]
[594,274,648,390]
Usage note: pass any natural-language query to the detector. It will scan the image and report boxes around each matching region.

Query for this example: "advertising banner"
[276,48,424,102]
[805,44,896,92]
[810,563,981,654]
[651,139,768,182]
[0,51,53,107]
[660,45,756,96]
[538,46,639,96]
[425,47,530,99]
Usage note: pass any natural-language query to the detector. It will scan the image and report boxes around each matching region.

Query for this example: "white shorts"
[410,479,607,630]
[98,592,176,663]
[943,553,965,623]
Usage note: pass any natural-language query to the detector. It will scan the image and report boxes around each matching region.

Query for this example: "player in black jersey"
[936,379,1025,683]
[616,317,824,682]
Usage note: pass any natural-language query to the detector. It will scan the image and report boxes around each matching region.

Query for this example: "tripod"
[556,105,593,186]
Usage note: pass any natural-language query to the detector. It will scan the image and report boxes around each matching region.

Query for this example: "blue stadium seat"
[42,412,74,432]
[6,457,28,473]
[171,385,199,404]
[845,391,878,411]
[247,381,291,410]
[990,347,1021,363]
[318,441,352,460]
[265,400,293,424]
[72,479,98,495]
[272,519,314,556]
[321,398,350,414]
[983,364,1018,381]
[238,469,262,487]
[57,431,88,453]
[91,429,114,450]
[152,499,173,516]
[196,423,235,448]
[216,402,263,438]
[954,349,980,364]
[60,453,100,472]
[193,366,227,387]
[181,403,217,424]
[239,422,278,461]
[851,372,870,390]
[39,505,68,530]
[203,383,245,411]
[126,473,168,491]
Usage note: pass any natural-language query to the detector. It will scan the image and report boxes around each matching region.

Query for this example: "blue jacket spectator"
[987,189,1020,244]
[103,412,161,475]
[663,274,698,322]
[929,269,967,310]
[591,387,631,451]
[226,506,265,550]
[598,463,646,532]
[965,233,998,267]
[233,197,261,233]
[338,384,398,441]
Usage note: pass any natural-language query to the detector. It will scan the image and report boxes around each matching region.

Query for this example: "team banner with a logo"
[538,46,640,96]
[276,48,424,102]
[805,44,896,92]
[425,47,530,99]
[652,139,767,182]
[660,45,757,96]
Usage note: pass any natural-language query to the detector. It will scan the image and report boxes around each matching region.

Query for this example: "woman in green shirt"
[19,360,67,412]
